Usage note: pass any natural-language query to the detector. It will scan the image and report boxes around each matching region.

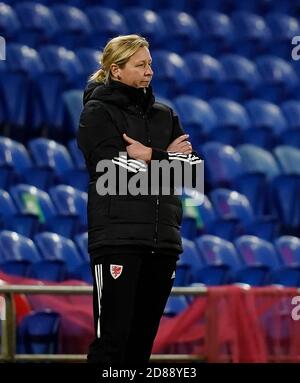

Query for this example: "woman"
[77,34,201,364]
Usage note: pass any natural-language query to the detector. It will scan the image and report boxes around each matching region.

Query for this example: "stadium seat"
[14,2,58,48]
[72,261,92,284]
[150,50,191,98]
[273,146,300,176]
[1,44,45,136]
[280,100,300,148]
[236,144,280,216]
[10,184,79,238]
[75,47,101,83]
[51,5,92,49]
[173,96,217,143]
[200,141,244,188]
[196,11,234,55]
[34,231,84,277]
[255,56,299,102]
[195,234,263,285]
[231,11,271,58]
[68,139,86,170]
[209,98,250,146]
[219,54,261,100]
[48,185,87,232]
[266,13,300,59]
[160,10,201,53]
[235,235,300,286]
[85,6,128,49]
[0,3,21,43]
[244,99,288,149]
[122,8,166,50]
[28,138,75,185]
[0,230,41,277]
[164,295,188,317]
[17,310,61,354]
[73,232,88,261]
[210,188,277,240]
[275,236,300,267]
[183,53,225,99]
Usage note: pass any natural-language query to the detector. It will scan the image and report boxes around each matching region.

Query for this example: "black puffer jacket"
[77,79,201,258]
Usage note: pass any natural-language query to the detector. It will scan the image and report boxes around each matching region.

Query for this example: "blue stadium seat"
[17,310,61,354]
[0,189,41,238]
[219,54,261,100]
[51,5,92,49]
[195,234,253,285]
[244,99,288,149]
[10,184,79,238]
[0,137,53,191]
[236,144,280,216]
[231,11,271,58]
[266,13,300,59]
[71,262,92,284]
[183,53,225,99]
[272,146,300,234]
[48,185,87,231]
[196,11,234,55]
[273,145,300,175]
[200,141,243,188]
[2,44,45,135]
[85,6,128,49]
[160,10,201,53]
[209,98,251,146]
[255,56,299,102]
[0,230,41,277]
[210,188,277,240]
[14,2,59,48]
[28,138,76,187]
[0,3,21,43]
[174,237,203,286]
[173,96,217,143]
[164,295,188,317]
[62,90,83,135]
[275,236,300,267]
[74,232,88,261]
[75,47,101,83]
[232,0,274,14]
[34,232,83,275]
[235,235,300,286]
[122,8,166,50]
[68,139,86,170]
[150,50,191,98]
[280,101,300,148]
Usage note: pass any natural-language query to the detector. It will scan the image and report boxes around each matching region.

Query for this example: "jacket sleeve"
[77,100,146,173]
[151,108,202,166]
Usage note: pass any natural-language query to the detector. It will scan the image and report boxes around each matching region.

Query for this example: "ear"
[110,63,120,79]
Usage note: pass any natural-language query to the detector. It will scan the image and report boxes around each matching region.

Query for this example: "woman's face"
[116,46,153,88]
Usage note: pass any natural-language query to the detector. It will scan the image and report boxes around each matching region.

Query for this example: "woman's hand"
[167,134,192,154]
[123,133,152,163]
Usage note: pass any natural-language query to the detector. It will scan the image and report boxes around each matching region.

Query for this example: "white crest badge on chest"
[110,264,123,279]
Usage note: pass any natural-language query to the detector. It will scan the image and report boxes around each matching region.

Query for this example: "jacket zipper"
[154,196,159,247]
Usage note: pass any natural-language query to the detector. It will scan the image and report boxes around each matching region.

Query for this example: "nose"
[145,65,153,76]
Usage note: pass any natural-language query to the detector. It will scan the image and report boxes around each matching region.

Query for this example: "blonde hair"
[89,34,149,83]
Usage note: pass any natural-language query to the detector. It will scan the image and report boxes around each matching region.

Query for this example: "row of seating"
[1,2,299,57]
[2,0,300,15]
[0,137,87,191]
[176,235,300,287]
[0,230,90,282]
[2,228,300,288]
[0,184,87,239]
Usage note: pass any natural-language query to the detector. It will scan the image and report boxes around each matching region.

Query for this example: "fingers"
[123,133,136,144]
[173,134,189,144]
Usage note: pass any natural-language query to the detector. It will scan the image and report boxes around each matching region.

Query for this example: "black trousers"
[87,248,177,364]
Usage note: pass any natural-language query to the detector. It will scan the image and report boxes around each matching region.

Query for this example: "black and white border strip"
[112,155,147,172]
[168,152,203,165]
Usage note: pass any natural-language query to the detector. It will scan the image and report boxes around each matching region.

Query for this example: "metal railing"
[0,284,208,363]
